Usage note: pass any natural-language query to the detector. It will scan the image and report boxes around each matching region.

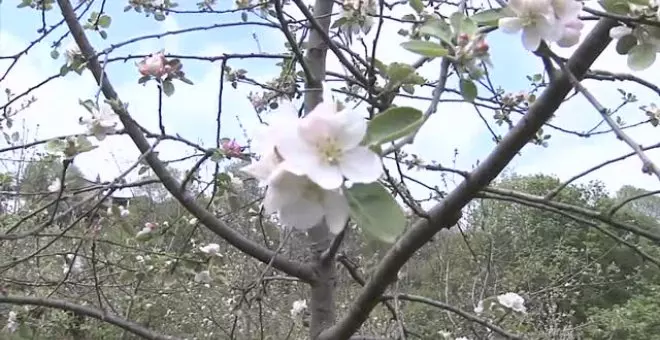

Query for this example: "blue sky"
[1,0,659,201]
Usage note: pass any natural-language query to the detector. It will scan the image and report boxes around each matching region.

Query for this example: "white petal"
[339,147,382,184]
[557,28,580,47]
[304,162,343,190]
[609,25,633,39]
[241,154,278,183]
[322,190,350,234]
[498,17,523,33]
[263,170,306,213]
[336,110,368,150]
[278,198,324,230]
[276,132,319,175]
[521,27,542,51]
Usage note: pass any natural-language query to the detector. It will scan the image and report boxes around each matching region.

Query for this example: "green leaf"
[365,106,424,146]
[60,64,70,76]
[50,49,59,59]
[627,43,656,71]
[616,34,637,55]
[470,8,506,25]
[450,12,478,36]
[418,19,453,45]
[409,0,424,13]
[46,139,65,153]
[241,11,248,22]
[401,40,449,58]
[386,62,424,85]
[97,15,112,28]
[99,30,108,39]
[162,80,175,96]
[599,0,630,15]
[460,78,478,102]
[346,182,406,243]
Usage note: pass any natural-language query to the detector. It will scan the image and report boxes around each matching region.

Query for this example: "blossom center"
[317,137,343,165]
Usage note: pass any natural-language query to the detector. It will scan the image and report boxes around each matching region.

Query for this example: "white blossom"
[64,41,81,63]
[119,205,130,218]
[194,270,212,284]
[474,300,484,314]
[79,103,119,141]
[199,243,222,256]
[135,222,157,241]
[6,311,18,333]
[48,178,61,193]
[497,292,527,313]
[62,254,84,275]
[290,299,307,317]
[277,100,382,190]
[189,217,198,225]
[498,0,563,51]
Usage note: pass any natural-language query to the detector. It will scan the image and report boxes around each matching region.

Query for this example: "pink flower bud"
[221,139,242,157]
[137,52,169,78]
[144,222,157,230]
[457,33,470,46]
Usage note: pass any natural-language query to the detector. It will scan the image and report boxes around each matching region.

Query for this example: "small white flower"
[474,300,484,314]
[290,299,307,317]
[64,41,81,63]
[6,311,18,333]
[189,217,198,225]
[62,254,84,275]
[48,178,61,193]
[199,243,222,256]
[194,270,212,284]
[119,205,130,218]
[80,103,119,141]
[135,222,157,241]
[497,292,527,313]
[136,255,145,263]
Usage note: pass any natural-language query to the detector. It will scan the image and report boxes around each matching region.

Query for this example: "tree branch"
[55,0,315,283]
[0,295,178,340]
[318,18,619,340]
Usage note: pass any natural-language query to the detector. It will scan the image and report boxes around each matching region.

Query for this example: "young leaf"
[346,182,406,243]
[97,15,112,28]
[470,8,506,25]
[162,80,175,97]
[401,40,449,58]
[616,35,637,55]
[409,0,424,13]
[419,19,453,45]
[364,106,424,146]
[627,43,656,71]
[460,79,478,102]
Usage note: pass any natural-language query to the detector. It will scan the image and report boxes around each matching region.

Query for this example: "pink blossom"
[221,139,242,157]
[137,51,170,78]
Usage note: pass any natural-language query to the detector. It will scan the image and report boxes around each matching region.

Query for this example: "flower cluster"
[241,99,382,234]
[455,33,493,78]
[341,0,376,35]
[498,0,584,51]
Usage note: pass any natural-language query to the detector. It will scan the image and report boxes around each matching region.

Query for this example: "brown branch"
[318,18,619,340]
[55,0,315,283]
[0,295,177,340]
